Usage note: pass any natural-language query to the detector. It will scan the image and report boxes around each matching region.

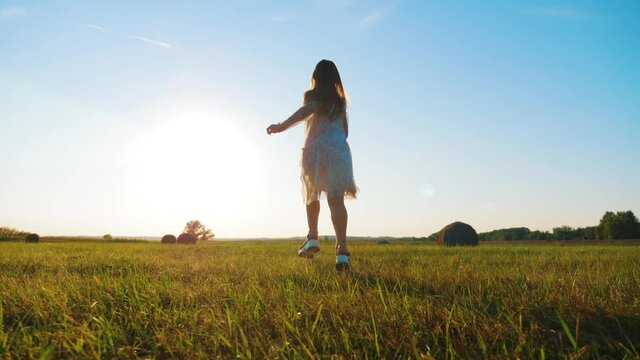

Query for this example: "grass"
[0,240,639,359]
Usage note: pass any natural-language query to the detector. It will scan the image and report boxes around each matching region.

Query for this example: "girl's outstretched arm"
[266,102,316,135]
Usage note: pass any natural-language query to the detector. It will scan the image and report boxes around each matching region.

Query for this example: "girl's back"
[303,106,347,148]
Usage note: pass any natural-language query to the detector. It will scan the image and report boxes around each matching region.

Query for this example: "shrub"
[437,222,479,246]
[161,234,177,244]
[25,233,40,243]
[177,233,197,244]
[103,234,113,241]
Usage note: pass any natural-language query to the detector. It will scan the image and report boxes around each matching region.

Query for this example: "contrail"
[132,35,182,50]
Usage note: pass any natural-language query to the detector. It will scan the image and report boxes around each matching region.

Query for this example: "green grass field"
[1,240,639,359]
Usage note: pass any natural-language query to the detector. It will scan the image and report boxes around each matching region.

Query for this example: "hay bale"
[177,233,196,244]
[25,233,40,243]
[437,222,479,246]
[161,234,177,244]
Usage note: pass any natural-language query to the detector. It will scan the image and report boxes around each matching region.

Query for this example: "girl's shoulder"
[303,99,320,112]
[303,89,316,103]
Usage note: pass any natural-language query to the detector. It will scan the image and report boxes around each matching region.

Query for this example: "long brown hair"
[304,59,347,119]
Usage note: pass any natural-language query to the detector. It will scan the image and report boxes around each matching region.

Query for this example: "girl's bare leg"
[328,196,348,255]
[306,200,320,239]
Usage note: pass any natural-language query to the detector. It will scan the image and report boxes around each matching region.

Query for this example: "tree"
[525,230,552,241]
[103,234,113,241]
[599,211,640,240]
[478,227,531,241]
[183,220,215,241]
[552,226,575,240]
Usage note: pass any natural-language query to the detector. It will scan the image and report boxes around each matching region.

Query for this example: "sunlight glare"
[122,112,263,230]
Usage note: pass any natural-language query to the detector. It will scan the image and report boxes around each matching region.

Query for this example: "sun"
[121,111,263,232]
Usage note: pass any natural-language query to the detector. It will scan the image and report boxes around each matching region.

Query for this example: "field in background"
[0,240,639,358]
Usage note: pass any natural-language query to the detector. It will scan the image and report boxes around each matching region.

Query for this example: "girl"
[267,60,358,271]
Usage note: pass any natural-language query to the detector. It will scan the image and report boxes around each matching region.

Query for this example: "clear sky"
[1,1,638,238]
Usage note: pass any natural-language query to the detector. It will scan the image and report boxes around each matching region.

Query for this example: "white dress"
[300,104,358,204]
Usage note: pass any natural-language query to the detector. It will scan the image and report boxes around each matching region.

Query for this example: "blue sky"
[1,0,638,238]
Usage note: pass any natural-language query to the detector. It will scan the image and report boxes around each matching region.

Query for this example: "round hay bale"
[161,234,177,244]
[437,222,479,246]
[177,233,197,244]
[26,233,40,243]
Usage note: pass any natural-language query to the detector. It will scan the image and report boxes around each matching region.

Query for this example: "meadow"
[0,240,639,359]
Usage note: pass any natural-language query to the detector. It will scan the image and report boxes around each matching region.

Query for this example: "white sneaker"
[297,239,320,258]
[335,253,351,272]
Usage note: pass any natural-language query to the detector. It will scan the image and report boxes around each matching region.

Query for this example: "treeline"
[0,227,29,241]
[477,226,600,241]
[479,210,640,241]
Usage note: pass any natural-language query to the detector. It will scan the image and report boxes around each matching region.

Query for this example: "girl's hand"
[267,104,314,135]
[266,123,283,135]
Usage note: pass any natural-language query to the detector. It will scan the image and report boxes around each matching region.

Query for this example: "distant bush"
[161,234,177,244]
[412,236,431,242]
[377,240,390,245]
[25,233,40,243]
[425,232,438,242]
[177,233,197,244]
[437,222,478,246]
[103,234,113,241]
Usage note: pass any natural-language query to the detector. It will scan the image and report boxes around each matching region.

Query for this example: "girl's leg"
[306,200,320,239]
[328,196,348,254]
